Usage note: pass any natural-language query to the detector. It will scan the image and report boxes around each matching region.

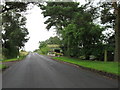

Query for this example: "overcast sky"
[24,4,56,51]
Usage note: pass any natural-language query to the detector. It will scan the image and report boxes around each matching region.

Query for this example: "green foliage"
[40,2,79,33]
[2,58,18,62]
[37,46,50,55]
[39,41,47,49]
[100,2,120,62]
[0,64,7,69]
[46,36,61,45]
[61,24,79,57]
[40,46,50,55]
[40,2,106,60]
[38,36,61,55]
[2,51,28,62]
[2,2,27,13]
[39,2,117,61]
[100,2,115,27]
[62,15,104,59]
[2,2,29,59]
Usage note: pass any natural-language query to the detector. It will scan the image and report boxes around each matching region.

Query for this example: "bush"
[79,56,85,60]
[37,46,50,55]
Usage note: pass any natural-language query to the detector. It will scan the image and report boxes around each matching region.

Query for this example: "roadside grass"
[0,64,7,69]
[2,51,28,62]
[3,58,18,62]
[52,57,120,76]
[2,56,27,62]
[0,51,28,71]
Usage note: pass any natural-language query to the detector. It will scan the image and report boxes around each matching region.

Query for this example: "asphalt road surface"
[2,53,118,88]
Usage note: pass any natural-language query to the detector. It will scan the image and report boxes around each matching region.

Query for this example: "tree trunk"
[104,50,107,62]
[67,37,70,57]
[114,2,120,62]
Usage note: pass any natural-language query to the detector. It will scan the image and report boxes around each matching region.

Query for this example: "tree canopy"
[2,2,29,59]
[39,1,119,61]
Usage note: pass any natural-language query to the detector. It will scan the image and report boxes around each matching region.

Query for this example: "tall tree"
[2,2,29,58]
[40,2,79,34]
[100,1,120,62]
[113,1,120,62]
[2,2,27,13]
[40,2,105,59]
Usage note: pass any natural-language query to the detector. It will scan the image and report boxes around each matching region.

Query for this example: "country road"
[2,53,118,88]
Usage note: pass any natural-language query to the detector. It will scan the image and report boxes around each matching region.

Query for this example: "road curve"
[2,53,118,88]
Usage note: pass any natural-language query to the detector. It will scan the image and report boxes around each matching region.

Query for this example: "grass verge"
[52,57,120,76]
[3,58,18,62]
[0,64,7,69]
[2,54,28,62]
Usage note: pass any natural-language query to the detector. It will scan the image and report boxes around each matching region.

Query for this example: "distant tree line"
[35,36,61,55]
